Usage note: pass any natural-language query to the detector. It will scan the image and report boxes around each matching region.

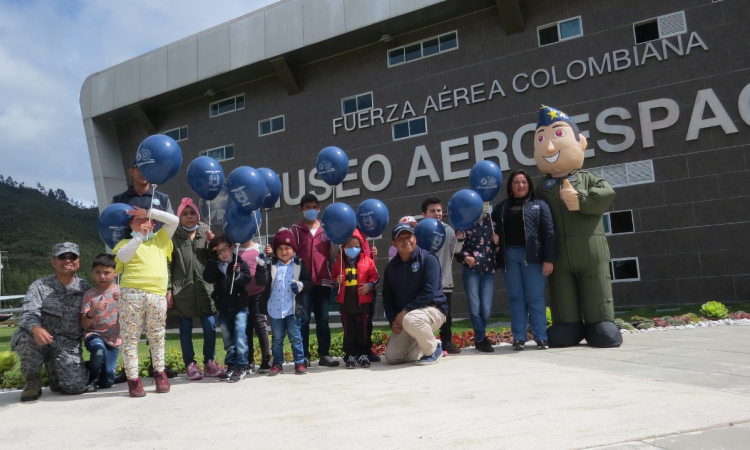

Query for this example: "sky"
[0,0,278,206]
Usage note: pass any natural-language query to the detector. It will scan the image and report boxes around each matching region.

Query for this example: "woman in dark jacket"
[492,169,556,351]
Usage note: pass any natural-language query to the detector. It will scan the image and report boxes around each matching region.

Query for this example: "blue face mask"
[132,230,155,241]
[303,209,319,221]
[344,247,361,259]
[182,224,200,231]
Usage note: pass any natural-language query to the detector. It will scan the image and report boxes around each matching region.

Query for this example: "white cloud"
[0,0,278,205]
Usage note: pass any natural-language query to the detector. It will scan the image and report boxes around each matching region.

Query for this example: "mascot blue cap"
[537,105,581,141]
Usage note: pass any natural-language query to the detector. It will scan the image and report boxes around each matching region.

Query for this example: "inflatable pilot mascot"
[533,105,622,348]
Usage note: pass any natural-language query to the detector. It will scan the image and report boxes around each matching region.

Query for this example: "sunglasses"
[57,253,79,261]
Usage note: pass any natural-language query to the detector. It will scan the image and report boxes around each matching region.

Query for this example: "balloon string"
[337,247,343,295]
[253,211,261,244]
[265,209,269,249]
[208,201,211,230]
[229,243,240,294]
[332,184,336,203]
[148,184,157,222]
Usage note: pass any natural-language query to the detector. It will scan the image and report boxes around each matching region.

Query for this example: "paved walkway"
[2,325,749,449]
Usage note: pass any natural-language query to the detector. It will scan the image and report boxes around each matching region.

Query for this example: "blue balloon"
[135,134,183,185]
[257,168,282,209]
[356,199,389,238]
[187,156,225,201]
[448,189,485,231]
[414,219,446,254]
[226,166,267,212]
[320,202,356,245]
[98,203,133,248]
[469,160,503,202]
[316,146,349,186]
[223,203,262,244]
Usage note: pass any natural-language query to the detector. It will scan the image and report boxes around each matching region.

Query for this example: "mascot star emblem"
[547,110,559,120]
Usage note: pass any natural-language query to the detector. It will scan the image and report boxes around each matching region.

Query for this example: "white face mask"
[132,230,154,241]
[182,224,200,231]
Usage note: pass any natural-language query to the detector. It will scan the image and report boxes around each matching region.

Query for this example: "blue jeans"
[301,286,331,358]
[270,315,305,366]
[502,247,548,342]
[178,314,216,365]
[218,308,249,368]
[84,335,120,388]
[462,266,495,343]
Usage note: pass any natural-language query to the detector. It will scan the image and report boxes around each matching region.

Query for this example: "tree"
[55,188,67,202]
[47,188,56,199]
[18,182,25,188]
[36,182,46,193]
[0,175,4,184]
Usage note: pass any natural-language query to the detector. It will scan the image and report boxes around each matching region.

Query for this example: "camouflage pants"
[119,287,167,380]
[10,329,87,395]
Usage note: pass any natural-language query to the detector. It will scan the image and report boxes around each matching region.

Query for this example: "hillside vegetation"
[0,182,103,295]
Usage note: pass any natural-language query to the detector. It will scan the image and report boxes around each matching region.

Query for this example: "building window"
[538,17,583,46]
[209,94,245,118]
[163,126,188,142]
[587,160,655,188]
[392,116,427,141]
[258,115,285,136]
[603,210,635,235]
[388,31,458,67]
[633,11,686,44]
[610,258,640,282]
[342,92,373,115]
[200,144,234,162]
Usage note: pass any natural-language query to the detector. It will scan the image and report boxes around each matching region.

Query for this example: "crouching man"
[382,223,447,365]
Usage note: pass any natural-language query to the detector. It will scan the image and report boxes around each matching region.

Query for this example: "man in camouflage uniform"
[11,242,91,401]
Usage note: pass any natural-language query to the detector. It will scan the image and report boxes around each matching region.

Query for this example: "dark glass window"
[218,98,234,115]
[634,20,659,44]
[405,43,421,62]
[357,94,372,110]
[609,211,634,234]
[224,145,234,160]
[439,33,457,51]
[389,48,404,66]
[393,122,409,140]
[271,116,284,132]
[164,129,180,141]
[611,259,639,281]
[210,103,219,116]
[423,38,439,57]
[409,117,426,135]
[342,98,357,114]
[259,120,271,135]
[559,18,582,39]
[180,126,188,140]
[236,95,245,109]
[538,25,559,46]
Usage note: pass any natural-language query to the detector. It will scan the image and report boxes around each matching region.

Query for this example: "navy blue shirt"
[382,246,448,324]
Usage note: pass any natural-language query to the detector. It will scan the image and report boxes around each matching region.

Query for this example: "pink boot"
[186,362,203,381]
[203,359,225,378]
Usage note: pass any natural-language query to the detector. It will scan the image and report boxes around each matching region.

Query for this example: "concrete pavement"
[2,325,750,449]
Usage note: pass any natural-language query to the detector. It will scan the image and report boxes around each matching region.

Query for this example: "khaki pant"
[119,287,167,380]
[385,306,445,365]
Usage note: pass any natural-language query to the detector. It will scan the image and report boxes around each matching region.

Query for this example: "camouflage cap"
[52,242,80,257]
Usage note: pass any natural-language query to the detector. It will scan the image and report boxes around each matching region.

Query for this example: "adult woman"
[492,170,556,350]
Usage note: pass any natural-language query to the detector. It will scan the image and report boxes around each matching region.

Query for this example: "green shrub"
[700,301,729,320]
[614,318,634,331]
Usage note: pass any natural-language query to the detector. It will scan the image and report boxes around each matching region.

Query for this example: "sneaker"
[446,343,462,354]
[20,374,42,402]
[114,370,127,384]
[258,356,272,374]
[127,378,146,398]
[230,367,246,383]
[153,370,171,393]
[318,355,340,367]
[203,359,226,378]
[295,363,308,375]
[417,342,442,365]
[513,340,525,351]
[186,362,203,381]
[218,367,233,381]
[247,362,256,374]
[268,364,283,376]
[303,357,310,368]
[536,340,549,350]
[367,351,381,363]
[84,381,98,393]
[358,355,371,368]
[345,356,357,369]
[475,338,495,353]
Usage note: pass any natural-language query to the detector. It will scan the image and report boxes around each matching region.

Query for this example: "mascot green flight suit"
[533,105,622,348]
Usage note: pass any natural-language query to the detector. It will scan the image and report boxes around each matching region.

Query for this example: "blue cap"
[391,223,415,240]
[537,104,580,139]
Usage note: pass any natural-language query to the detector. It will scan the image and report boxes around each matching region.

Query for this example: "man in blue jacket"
[382,223,447,365]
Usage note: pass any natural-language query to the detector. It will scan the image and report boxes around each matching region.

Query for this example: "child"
[262,228,312,376]
[238,237,272,374]
[113,205,178,397]
[332,230,379,368]
[168,198,225,381]
[80,254,121,392]
[203,235,259,383]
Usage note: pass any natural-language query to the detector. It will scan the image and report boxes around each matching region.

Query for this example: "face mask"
[132,230,155,241]
[344,247,361,259]
[303,209,319,221]
[182,224,200,231]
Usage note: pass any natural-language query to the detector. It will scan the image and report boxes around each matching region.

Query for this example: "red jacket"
[332,231,379,305]
[291,220,334,287]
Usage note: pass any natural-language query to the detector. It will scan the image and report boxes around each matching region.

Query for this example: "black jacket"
[259,256,312,317]
[203,255,264,312]
[492,197,556,268]
[382,246,448,324]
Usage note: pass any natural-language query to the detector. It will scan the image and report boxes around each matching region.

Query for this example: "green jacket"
[168,223,215,318]
[535,169,615,270]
